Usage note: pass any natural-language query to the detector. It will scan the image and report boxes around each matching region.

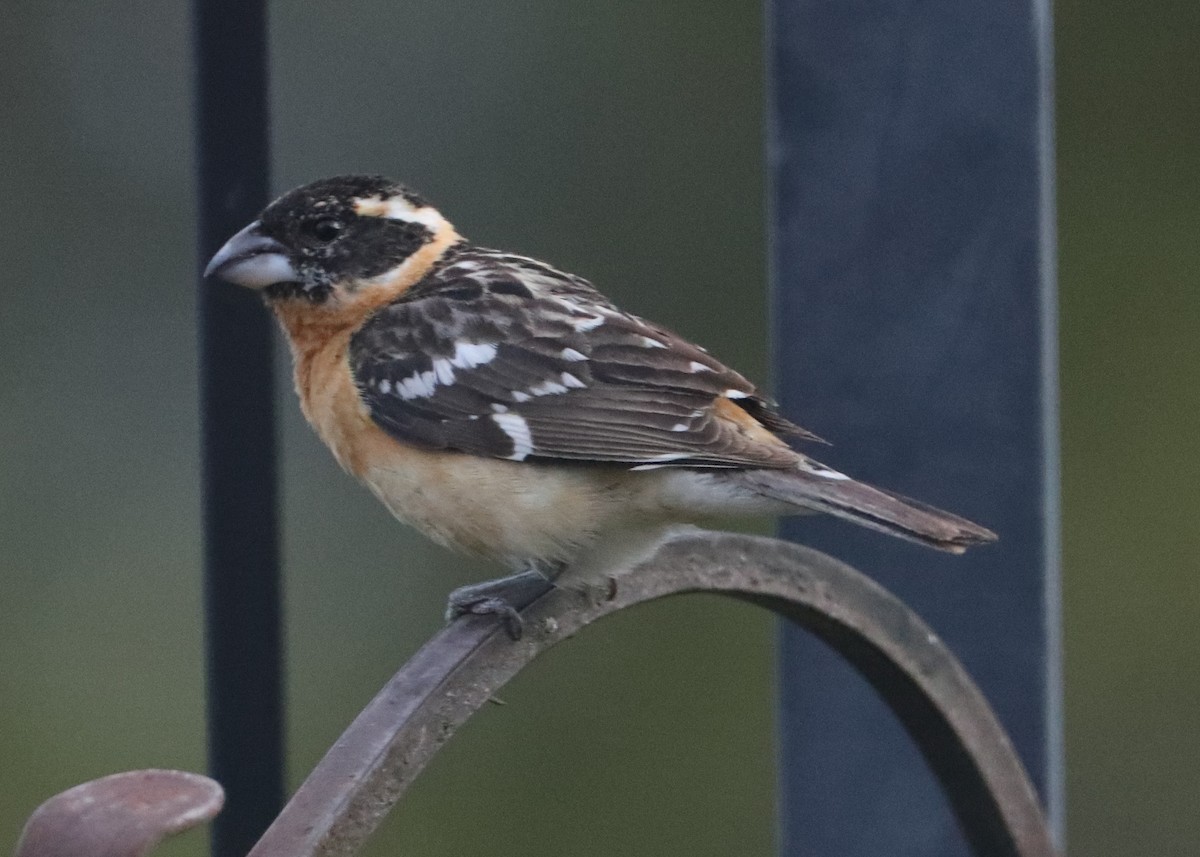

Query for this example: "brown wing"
[349,250,813,469]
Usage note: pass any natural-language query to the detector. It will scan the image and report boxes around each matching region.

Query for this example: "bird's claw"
[446,594,525,640]
[444,569,554,641]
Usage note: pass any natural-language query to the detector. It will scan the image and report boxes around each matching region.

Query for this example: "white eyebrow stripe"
[354,196,446,229]
[492,413,534,460]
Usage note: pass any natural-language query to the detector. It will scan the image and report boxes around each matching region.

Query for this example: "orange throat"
[267,225,462,475]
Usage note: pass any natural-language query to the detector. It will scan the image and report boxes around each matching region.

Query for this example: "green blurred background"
[0,1,1195,855]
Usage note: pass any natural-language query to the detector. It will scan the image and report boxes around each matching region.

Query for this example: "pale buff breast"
[359,453,638,567]
[282,323,641,568]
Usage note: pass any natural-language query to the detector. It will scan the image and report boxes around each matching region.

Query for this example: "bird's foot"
[445,570,554,640]
[564,576,619,607]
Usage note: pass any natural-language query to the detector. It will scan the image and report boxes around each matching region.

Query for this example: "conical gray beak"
[204,221,299,289]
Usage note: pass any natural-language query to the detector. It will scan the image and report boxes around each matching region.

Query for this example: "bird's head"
[204,175,458,309]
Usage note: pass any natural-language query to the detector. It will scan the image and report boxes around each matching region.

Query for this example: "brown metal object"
[247,528,1059,857]
[15,769,224,857]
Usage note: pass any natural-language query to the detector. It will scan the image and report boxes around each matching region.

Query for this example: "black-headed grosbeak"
[206,175,995,632]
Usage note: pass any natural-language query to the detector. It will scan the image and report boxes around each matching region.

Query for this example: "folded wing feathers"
[352,285,813,468]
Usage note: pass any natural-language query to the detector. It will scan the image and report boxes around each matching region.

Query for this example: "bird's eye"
[306,217,344,243]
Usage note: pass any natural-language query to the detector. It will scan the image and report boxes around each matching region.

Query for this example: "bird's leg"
[444,563,560,640]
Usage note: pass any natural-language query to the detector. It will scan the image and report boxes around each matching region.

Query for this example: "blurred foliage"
[1056,1,1200,854]
[0,1,1195,856]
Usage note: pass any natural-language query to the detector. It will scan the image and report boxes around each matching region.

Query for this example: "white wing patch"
[396,369,438,400]
[431,358,456,385]
[512,372,587,402]
[629,452,694,471]
[546,295,612,333]
[391,341,496,400]
[492,412,534,461]
[527,379,570,397]
[450,341,498,368]
[798,459,850,480]
[571,314,606,332]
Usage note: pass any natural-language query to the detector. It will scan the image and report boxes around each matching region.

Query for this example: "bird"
[205,174,996,635]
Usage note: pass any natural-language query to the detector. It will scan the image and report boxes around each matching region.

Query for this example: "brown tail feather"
[738,467,998,553]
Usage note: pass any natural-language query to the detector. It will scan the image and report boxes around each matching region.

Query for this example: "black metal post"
[768,1,1061,855]
[193,3,283,857]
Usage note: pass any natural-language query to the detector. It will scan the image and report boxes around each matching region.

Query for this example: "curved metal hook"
[15,769,224,857]
[247,529,1058,857]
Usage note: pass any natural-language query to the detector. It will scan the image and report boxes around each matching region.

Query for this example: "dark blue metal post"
[193,3,283,856]
[768,2,1060,855]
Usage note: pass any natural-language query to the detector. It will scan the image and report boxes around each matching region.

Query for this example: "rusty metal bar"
[244,530,1057,857]
[15,770,224,857]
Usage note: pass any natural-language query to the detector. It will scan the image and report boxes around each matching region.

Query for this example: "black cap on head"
[205,175,443,302]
